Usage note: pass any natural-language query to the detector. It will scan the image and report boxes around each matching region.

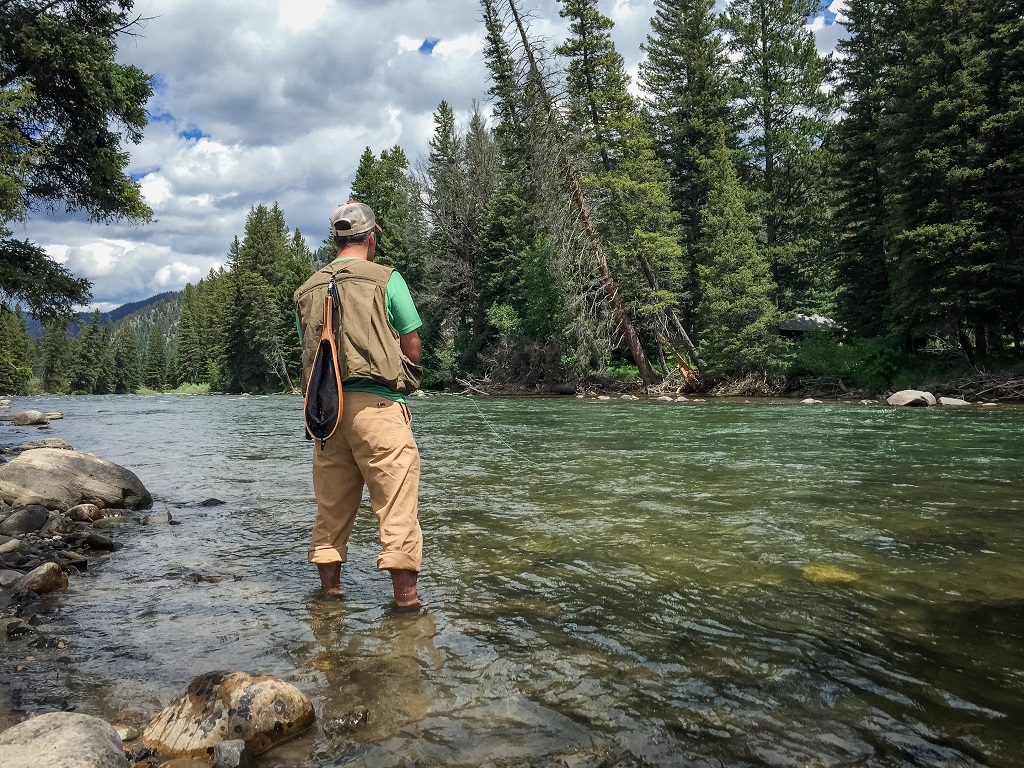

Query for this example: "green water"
[2,395,1022,767]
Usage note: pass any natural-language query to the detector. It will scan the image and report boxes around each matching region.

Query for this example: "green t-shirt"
[296,259,422,403]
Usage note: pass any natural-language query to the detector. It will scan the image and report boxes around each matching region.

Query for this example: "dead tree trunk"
[506,0,658,388]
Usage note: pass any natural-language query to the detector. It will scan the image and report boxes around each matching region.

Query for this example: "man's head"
[330,201,381,253]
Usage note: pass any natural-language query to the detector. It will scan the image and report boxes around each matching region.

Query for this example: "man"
[294,201,423,610]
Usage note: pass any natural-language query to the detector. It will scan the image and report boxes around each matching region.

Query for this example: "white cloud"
[22,0,846,312]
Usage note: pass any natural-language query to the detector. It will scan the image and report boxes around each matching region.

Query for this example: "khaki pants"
[308,391,422,572]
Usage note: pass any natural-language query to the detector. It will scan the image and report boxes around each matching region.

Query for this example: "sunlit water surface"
[2,394,1023,767]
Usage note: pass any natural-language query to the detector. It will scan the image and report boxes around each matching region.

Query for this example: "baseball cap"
[330,201,382,237]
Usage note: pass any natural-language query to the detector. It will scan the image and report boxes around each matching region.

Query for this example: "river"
[2,394,1023,767]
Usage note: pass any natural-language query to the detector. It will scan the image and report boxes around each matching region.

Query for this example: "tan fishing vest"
[294,259,421,395]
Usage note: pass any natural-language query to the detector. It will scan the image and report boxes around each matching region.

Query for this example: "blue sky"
[15,0,848,312]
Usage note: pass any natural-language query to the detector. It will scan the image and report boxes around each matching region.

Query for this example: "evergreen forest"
[3,0,1023,397]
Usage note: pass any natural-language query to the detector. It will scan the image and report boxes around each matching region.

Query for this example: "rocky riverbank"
[0,404,316,768]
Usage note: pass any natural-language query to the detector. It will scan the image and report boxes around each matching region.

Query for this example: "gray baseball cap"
[330,201,381,237]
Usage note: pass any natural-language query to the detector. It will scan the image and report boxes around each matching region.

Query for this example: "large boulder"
[11,410,48,426]
[0,449,152,511]
[886,389,937,407]
[140,672,314,759]
[0,711,128,768]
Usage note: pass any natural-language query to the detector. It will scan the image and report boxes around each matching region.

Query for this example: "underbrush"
[788,332,1023,396]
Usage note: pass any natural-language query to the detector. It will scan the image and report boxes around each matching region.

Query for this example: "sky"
[17,0,849,312]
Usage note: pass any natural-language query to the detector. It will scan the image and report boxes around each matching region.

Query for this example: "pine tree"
[832,0,895,338]
[67,311,107,393]
[421,101,500,371]
[982,0,1024,355]
[0,309,33,395]
[142,326,167,391]
[350,146,422,285]
[881,0,1003,362]
[724,0,836,314]
[641,0,732,232]
[174,283,206,384]
[39,319,70,393]
[220,205,302,392]
[696,128,788,380]
[109,324,142,393]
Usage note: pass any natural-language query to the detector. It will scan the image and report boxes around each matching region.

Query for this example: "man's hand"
[400,330,422,365]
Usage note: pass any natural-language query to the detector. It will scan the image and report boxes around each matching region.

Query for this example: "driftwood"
[936,373,1024,401]
[456,378,491,396]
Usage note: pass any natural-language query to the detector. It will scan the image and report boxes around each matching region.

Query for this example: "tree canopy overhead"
[0,0,153,320]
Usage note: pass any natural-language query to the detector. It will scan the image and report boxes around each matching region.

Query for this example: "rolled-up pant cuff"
[308,545,346,564]
[377,552,421,572]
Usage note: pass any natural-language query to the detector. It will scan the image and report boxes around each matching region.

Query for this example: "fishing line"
[427,392,545,469]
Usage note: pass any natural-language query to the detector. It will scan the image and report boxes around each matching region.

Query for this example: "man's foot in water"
[317,562,343,598]
[389,568,421,611]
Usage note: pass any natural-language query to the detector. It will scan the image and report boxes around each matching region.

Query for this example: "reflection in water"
[0,394,1022,766]
[303,598,440,745]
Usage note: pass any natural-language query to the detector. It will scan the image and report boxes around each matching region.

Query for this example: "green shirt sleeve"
[385,271,422,335]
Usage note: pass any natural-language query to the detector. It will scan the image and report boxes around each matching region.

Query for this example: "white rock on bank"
[886,390,937,407]
[11,410,48,426]
[0,712,128,768]
[0,449,152,510]
[938,397,971,406]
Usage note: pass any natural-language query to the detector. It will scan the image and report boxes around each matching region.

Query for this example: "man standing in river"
[294,201,424,610]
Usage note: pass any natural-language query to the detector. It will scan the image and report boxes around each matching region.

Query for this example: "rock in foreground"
[140,671,315,759]
[0,711,128,768]
[0,449,152,510]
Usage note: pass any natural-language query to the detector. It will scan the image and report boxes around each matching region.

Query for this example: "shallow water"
[2,394,1023,767]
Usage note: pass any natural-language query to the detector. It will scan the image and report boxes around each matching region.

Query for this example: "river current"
[2,394,1023,767]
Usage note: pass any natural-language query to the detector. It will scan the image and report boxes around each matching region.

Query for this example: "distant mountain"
[25,291,184,347]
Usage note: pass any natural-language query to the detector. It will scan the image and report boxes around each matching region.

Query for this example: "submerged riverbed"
[1,394,1023,767]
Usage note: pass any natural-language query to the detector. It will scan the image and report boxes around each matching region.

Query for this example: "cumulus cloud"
[22,0,844,311]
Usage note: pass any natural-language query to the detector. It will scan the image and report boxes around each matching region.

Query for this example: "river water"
[2,394,1023,767]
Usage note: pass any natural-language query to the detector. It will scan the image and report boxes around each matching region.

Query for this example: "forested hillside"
[5,0,1022,397]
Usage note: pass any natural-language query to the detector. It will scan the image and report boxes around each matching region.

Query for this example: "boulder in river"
[886,390,937,407]
[66,503,103,522]
[11,410,48,426]
[938,396,971,407]
[13,561,68,594]
[140,671,315,759]
[0,448,152,510]
[0,711,128,768]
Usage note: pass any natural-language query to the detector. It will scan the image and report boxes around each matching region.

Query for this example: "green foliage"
[351,146,423,284]
[0,0,153,323]
[790,332,901,391]
[143,326,168,391]
[557,0,688,357]
[640,0,732,256]
[486,303,521,341]
[695,129,789,379]
[108,324,142,394]
[724,0,837,316]
[0,309,33,394]
[67,311,108,394]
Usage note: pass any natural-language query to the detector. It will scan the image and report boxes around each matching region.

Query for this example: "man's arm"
[400,330,422,365]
